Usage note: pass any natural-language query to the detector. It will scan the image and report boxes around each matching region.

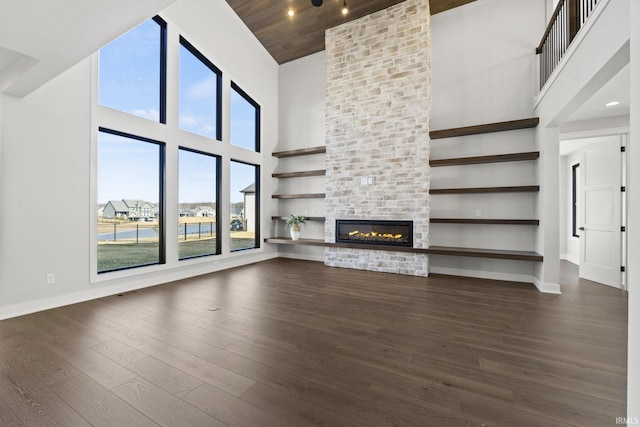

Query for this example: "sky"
[98,18,257,206]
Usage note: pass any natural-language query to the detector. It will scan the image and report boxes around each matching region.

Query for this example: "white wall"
[0,59,93,316]
[429,0,546,285]
[0,0,279,319]
[628,0,640,420]
[276,52,327,260]
[431,0,545,130]
[559,155,569,260]
[279,52,326,152]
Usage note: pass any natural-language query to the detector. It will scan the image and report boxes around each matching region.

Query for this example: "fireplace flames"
[336,220,413,247]
[345,229,405,242]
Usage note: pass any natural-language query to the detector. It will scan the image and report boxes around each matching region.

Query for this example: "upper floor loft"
[534,0,630,127]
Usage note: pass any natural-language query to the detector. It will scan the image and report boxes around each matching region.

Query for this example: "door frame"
[559,129,629,290]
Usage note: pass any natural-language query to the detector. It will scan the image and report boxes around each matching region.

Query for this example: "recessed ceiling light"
[605,101,620,107]
[287,8,295,17]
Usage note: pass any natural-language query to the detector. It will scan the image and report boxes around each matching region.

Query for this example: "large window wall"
[95,15,262,276]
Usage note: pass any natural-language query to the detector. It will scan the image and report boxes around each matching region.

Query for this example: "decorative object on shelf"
[285,214,306,241]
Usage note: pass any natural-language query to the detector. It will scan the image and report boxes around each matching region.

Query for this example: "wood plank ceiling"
[225,0,476,64]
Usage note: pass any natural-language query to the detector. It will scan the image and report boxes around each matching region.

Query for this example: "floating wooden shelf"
[425,246,543,262]
[430,218,540,225]
[272,169,326,178]
[264,237,431,254]
[264,238,543,261]
[272,146,326,158]
[271,216,325,221]
[430,151,540,167]
[272,193,325,199]
[430,118,539,140]
[265,237,328,247]
[430,185,539,195]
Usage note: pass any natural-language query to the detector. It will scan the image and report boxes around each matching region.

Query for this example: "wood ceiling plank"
[225,0,476,64]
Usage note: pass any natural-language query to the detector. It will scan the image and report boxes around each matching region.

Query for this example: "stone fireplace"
[324,0,431,276]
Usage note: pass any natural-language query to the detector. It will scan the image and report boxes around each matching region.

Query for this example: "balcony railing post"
[568,0,581,42]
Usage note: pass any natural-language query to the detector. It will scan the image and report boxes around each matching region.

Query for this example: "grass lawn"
[97,242,159,272]
[230,237,259,251]
[179,239,218,259]
[98,236,258,272]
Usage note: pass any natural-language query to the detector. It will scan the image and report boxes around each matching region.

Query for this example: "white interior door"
[579,136,622,288]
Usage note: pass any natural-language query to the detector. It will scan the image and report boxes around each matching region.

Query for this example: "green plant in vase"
[285,214,306,240]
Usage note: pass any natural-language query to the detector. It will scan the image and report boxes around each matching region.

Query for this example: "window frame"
[229,159,260,252]
[97,127,166,273]
[179,35,223,141]
[572,162,580,238]
[98,15,167,124]
[157,15,168,124]
[178,146,222,260]
[230,81,261,153]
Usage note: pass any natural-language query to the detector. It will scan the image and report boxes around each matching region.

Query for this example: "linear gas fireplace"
[336,220,413,248]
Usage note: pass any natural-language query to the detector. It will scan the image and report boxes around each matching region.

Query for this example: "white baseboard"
[532,276,562,294]
[429,266,562,294]
[0,252,279,321]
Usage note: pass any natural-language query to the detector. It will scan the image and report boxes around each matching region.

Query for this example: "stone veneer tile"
[324,0,431,277]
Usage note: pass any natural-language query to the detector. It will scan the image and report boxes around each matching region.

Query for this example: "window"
[230,82,260,152]
[230,161,259,251]
[572,163,580,238]
[179,148,221,259]
[99,17,167,123]
[96,17,263,275]
[179,37,222,140]
[97,129,165,272]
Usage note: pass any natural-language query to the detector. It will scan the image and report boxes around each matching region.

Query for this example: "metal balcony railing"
[536,0,599,89]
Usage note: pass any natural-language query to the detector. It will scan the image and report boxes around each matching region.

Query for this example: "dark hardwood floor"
[0,259,627,426]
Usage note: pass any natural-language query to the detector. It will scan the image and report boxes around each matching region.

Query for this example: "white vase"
[290,226,301,241]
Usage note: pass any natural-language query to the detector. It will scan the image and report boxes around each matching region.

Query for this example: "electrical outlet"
[46,273,55,284]
[475,210,481,217]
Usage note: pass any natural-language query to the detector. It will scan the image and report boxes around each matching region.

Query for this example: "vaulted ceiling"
[0,0,475,97]
[225,0,476,64]
[0,0,178,97]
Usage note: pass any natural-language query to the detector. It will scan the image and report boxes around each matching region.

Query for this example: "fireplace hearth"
[336,220,413,247]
